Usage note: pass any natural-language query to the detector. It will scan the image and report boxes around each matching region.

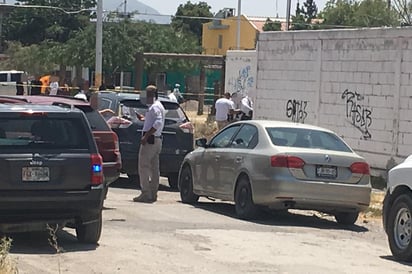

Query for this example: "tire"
[234,177,258,220]
[179,165,199,204]
[387,194,412,262]
[334,212,359,225]
[76,212,102,244]
[168,173,179,190]
[127,173,141,189]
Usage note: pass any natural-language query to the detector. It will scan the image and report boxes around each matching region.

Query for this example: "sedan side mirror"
[195,138,208,148]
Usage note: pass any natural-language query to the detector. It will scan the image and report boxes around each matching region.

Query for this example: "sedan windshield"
[266,127,352,152]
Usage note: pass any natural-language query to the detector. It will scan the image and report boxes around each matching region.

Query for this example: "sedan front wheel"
[387,194,412,262]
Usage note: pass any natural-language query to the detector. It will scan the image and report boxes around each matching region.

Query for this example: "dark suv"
[0,95,121,187]
[0,104,105,243]
[92,91,194,189]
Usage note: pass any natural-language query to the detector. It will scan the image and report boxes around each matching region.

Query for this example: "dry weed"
[46,224,63,274]
[0,237,17,274]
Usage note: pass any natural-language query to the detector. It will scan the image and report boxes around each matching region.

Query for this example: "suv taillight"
[271,155,305,168]
[180,122,194,134]
[91,153,103,185]
[350,162,370,175]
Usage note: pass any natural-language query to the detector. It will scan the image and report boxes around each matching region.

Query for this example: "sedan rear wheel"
[235,177,258,220]
[179,165,199,204]
[334,211,359,225]
[387,194,412,262]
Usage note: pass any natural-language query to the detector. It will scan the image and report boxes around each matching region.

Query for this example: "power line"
[0,3,91,14]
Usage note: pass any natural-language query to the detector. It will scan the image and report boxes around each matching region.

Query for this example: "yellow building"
[202,11,287,56]
[202,14,259,55]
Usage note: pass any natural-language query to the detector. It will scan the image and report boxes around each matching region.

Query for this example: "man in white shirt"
[239,95,253,120]
[134,85,166,203]
[215,92,235,130]
[49,76,59,95]
[168,89,178,103]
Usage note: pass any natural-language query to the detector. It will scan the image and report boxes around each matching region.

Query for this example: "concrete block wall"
[253,28,412,173]
[225,50,257,97]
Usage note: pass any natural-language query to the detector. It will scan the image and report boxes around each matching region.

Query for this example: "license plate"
[22,167,50,182]
[316,165,337,179]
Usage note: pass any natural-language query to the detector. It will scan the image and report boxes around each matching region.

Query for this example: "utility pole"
[95,0,103,88]
[286,0,291,31]
[236,0,241,50]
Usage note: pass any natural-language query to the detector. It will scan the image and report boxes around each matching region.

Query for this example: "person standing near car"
[239,94,253,120]
[134,85,165,203]
[215,92,235,130]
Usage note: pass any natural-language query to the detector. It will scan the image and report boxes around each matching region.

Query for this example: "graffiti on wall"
[286,99,308,123]
[228,65,254,95]
[341,89,372,139]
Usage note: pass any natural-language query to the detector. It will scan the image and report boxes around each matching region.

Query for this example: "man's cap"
[175,83,180,87]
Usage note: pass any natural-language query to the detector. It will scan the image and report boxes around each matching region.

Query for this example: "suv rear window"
[121,100,188,123]
[0,118,89,149]
[266,127,352,152]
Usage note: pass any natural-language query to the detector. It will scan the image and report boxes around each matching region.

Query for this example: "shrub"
[0,237,17,274]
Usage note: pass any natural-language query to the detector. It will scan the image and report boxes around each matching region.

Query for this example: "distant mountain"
[103,0,171,24]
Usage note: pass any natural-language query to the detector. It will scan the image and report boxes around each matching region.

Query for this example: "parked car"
[91,91,194,189]
[0,95,121,187]
[0,104,105,243]
[179,120,371,224]
[383,156,412,262]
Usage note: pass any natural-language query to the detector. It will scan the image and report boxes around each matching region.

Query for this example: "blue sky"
[138,0,329,18]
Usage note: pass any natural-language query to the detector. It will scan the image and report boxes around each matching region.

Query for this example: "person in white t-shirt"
[215,92,235,130]
[48,76,59,95]
[168,89,178,103]
[239,95,253,120]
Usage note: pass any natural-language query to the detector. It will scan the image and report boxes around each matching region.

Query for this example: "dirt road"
[9,177,412,274]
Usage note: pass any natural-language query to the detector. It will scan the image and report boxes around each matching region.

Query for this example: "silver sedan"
[178,120,371,224]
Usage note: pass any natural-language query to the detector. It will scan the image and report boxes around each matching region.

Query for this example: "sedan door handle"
[235,156,243,163]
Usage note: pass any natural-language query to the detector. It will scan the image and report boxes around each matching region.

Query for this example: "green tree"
[320,0,398,28]
[354,0,398,26]
[391,0,412,25]
[171,1,213,43]
[262,18,282,31]
[3,0,96,45]
[291,0,319,30]
[2,41,55,76]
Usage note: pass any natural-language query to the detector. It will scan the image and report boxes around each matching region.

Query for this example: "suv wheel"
[387,194,412,262]
[76,212,102,244]
[168,173,179,190]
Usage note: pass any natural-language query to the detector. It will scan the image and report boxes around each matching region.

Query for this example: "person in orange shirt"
[39,75,50,94]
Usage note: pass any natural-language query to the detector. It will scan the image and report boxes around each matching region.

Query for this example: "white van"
[0,70,27,95]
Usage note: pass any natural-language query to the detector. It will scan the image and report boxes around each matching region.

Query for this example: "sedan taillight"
[91,153,103,185]
[350,162,370,175]
[271,155,305,168]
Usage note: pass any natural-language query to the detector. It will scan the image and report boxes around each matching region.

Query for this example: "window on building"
[218,35,223,49]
